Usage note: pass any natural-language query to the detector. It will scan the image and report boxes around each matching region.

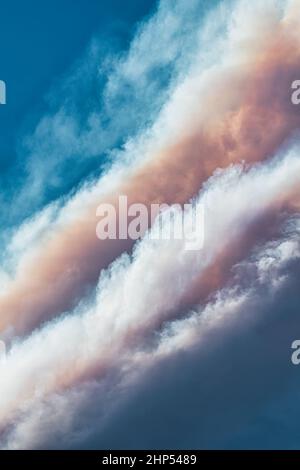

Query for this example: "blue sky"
[0,0,214,230]
[0,0,156,172]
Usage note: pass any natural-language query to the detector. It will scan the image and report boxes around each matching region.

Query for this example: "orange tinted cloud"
[0,18,300,336]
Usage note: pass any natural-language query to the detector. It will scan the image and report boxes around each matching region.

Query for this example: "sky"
[0,0,155,185]
[0,0,300,450]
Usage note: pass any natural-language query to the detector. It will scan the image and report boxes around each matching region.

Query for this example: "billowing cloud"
[0,0,300,450]
[0,148,299,441]
[1,0,300,338]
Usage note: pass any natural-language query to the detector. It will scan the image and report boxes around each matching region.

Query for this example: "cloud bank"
[0,0,300,449]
